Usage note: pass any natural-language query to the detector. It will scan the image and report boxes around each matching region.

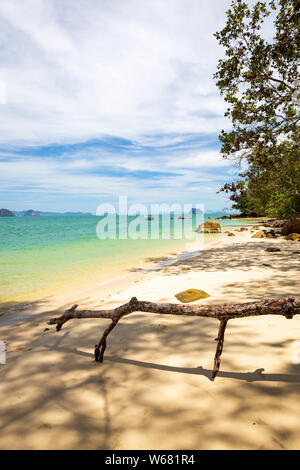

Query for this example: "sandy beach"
[0,223,299,450]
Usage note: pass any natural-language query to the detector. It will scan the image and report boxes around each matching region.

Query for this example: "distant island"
[0,208,238,218]
[0,208,15,217]
[12,210,93,216]
[24,209,40,216]
[189,208,203,215]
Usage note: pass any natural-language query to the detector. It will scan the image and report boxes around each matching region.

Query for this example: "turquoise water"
[0,214,250,303]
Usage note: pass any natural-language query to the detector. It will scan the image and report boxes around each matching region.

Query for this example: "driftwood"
[48,296,300,380]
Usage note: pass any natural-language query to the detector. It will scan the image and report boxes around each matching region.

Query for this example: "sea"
[0,213,253,305]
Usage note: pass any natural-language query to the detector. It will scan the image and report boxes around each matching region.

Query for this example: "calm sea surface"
[0,214,252,304]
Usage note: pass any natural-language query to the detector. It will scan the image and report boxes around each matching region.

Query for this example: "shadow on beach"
[164,239,300,274]
[0,301,299,449]
[0,234,299,449]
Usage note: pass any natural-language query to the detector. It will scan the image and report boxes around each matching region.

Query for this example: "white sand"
[0,226,299,449]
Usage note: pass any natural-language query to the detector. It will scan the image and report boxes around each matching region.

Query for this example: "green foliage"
[215,0,300,217]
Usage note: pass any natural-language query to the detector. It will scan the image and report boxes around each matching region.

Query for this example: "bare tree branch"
[48,297,300,380]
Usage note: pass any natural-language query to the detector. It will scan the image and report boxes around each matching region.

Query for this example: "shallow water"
[0,214,253,303]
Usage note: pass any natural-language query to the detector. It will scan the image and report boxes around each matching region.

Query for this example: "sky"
[0,0,242,213]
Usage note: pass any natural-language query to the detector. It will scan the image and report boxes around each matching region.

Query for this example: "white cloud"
[0,0,233,146]
[0,144,234,205]
[166,150,231,169]
[0,0,248,211]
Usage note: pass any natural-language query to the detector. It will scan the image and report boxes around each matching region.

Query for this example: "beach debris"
[252,230,266,238]
[281,213,300,236]
[195,220,221,233]
[265,247,281,252]
[145,256,168,263]
[285,233,300,241]
[48,296,300,381]
[227,232,235,237]
[174,289,210,303]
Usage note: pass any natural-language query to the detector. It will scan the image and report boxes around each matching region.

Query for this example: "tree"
[215,0,300,217]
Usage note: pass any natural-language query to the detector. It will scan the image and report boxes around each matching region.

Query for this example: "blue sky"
[0,0,241,213]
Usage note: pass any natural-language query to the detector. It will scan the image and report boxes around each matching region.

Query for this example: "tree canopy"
[215,0,300,217]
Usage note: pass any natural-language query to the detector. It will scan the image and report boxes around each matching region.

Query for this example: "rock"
[273,220,287,228]
[265,220,286,228]
[175,289,210,303]
[227,232,235,236]
[239,227,248,231]
[265,230,278,238]
[228,213,251,219]
[285,233,300,241]
[0,208,15,217]
[281,213,300,235]
[252,231,266,238]
[195,220,221,233]
[265,247,281,252]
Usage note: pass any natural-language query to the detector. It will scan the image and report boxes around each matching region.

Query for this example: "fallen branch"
[48,296,300,380]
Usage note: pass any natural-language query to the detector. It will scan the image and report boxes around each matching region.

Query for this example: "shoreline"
[0,215,261,308]
[0,217,299,449]
[0,218,255,326]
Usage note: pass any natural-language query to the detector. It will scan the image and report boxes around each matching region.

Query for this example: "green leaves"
[215,0,300,217]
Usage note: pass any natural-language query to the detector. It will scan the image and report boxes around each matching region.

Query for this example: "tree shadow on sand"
[160,240,300,274]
